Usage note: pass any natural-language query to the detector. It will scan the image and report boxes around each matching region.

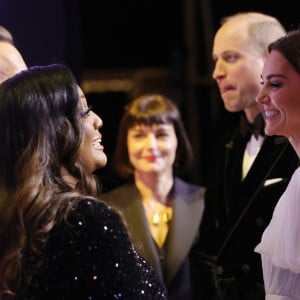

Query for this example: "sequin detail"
[16,199,167,299]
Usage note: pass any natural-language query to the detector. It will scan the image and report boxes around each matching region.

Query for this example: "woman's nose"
[145,134,157,147]
[93,112,103,129]
[256,89,270,104]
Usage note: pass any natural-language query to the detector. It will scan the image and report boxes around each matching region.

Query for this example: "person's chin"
[223,98,240,112]
[265,125,280,137]
[224,104,240,113]
[97,156,107,169]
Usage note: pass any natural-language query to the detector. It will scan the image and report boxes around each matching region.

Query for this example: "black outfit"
[17,199,167,300]
[101,177,205,300]
[196,113,299,300]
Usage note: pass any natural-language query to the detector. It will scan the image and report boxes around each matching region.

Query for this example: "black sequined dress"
[16,199,167,300]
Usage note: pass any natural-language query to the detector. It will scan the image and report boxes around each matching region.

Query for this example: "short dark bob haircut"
[113,94,194,178]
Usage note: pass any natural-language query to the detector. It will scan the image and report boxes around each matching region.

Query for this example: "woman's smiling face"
[256,50,300,138]
[127,122,177,176]
[78,87,107,173]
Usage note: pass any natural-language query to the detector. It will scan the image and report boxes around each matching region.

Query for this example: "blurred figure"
[0,25,14,44]
[0,64,167,300]
[255,29,300,299]
[197,12,299,300]
[0,25,27,83]
[101,94,205,300]
[0,41,27,82]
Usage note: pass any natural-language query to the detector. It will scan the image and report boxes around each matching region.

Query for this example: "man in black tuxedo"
[195,12,299,300]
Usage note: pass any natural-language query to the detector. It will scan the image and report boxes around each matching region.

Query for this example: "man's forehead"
[0,42,23,62]
[0,41,27,83]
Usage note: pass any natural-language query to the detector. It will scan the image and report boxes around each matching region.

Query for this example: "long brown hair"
[0,64,99,299]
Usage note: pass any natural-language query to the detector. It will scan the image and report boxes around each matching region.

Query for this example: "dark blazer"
[100,177,205,300]
[197,123,299,300]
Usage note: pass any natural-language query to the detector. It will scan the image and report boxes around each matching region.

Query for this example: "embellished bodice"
[16,199,167,299]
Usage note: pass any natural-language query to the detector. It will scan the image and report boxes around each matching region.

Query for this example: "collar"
[240,113,265,139]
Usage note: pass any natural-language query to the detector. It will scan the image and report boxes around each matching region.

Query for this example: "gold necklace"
[143,200,173,247]
[151,208,172,226]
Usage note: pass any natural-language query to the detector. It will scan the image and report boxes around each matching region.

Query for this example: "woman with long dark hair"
[0,64,167,300]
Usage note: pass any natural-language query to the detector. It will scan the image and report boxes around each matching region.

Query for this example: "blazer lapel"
[102,184,164,279]
[164,178,205,283]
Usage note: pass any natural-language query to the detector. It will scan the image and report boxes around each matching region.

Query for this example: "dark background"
[0,0,299,187]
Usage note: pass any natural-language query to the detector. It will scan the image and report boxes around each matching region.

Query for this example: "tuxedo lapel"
[243,136,289,188]
[223,135,289,206]
[218,135,292,257]
[223,131,249,213]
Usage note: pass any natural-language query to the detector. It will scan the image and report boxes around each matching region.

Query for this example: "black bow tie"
[240,113,265,139]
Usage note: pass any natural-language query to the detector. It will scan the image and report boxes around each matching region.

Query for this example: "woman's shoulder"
[64,197,127,239]
[174,177,206,196]
[70,197,117,219]
[20,197,167,299]
[99,182,138,203]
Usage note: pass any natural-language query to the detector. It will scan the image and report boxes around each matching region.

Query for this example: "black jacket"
[101,177,205,300]
[196,119,299,300]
